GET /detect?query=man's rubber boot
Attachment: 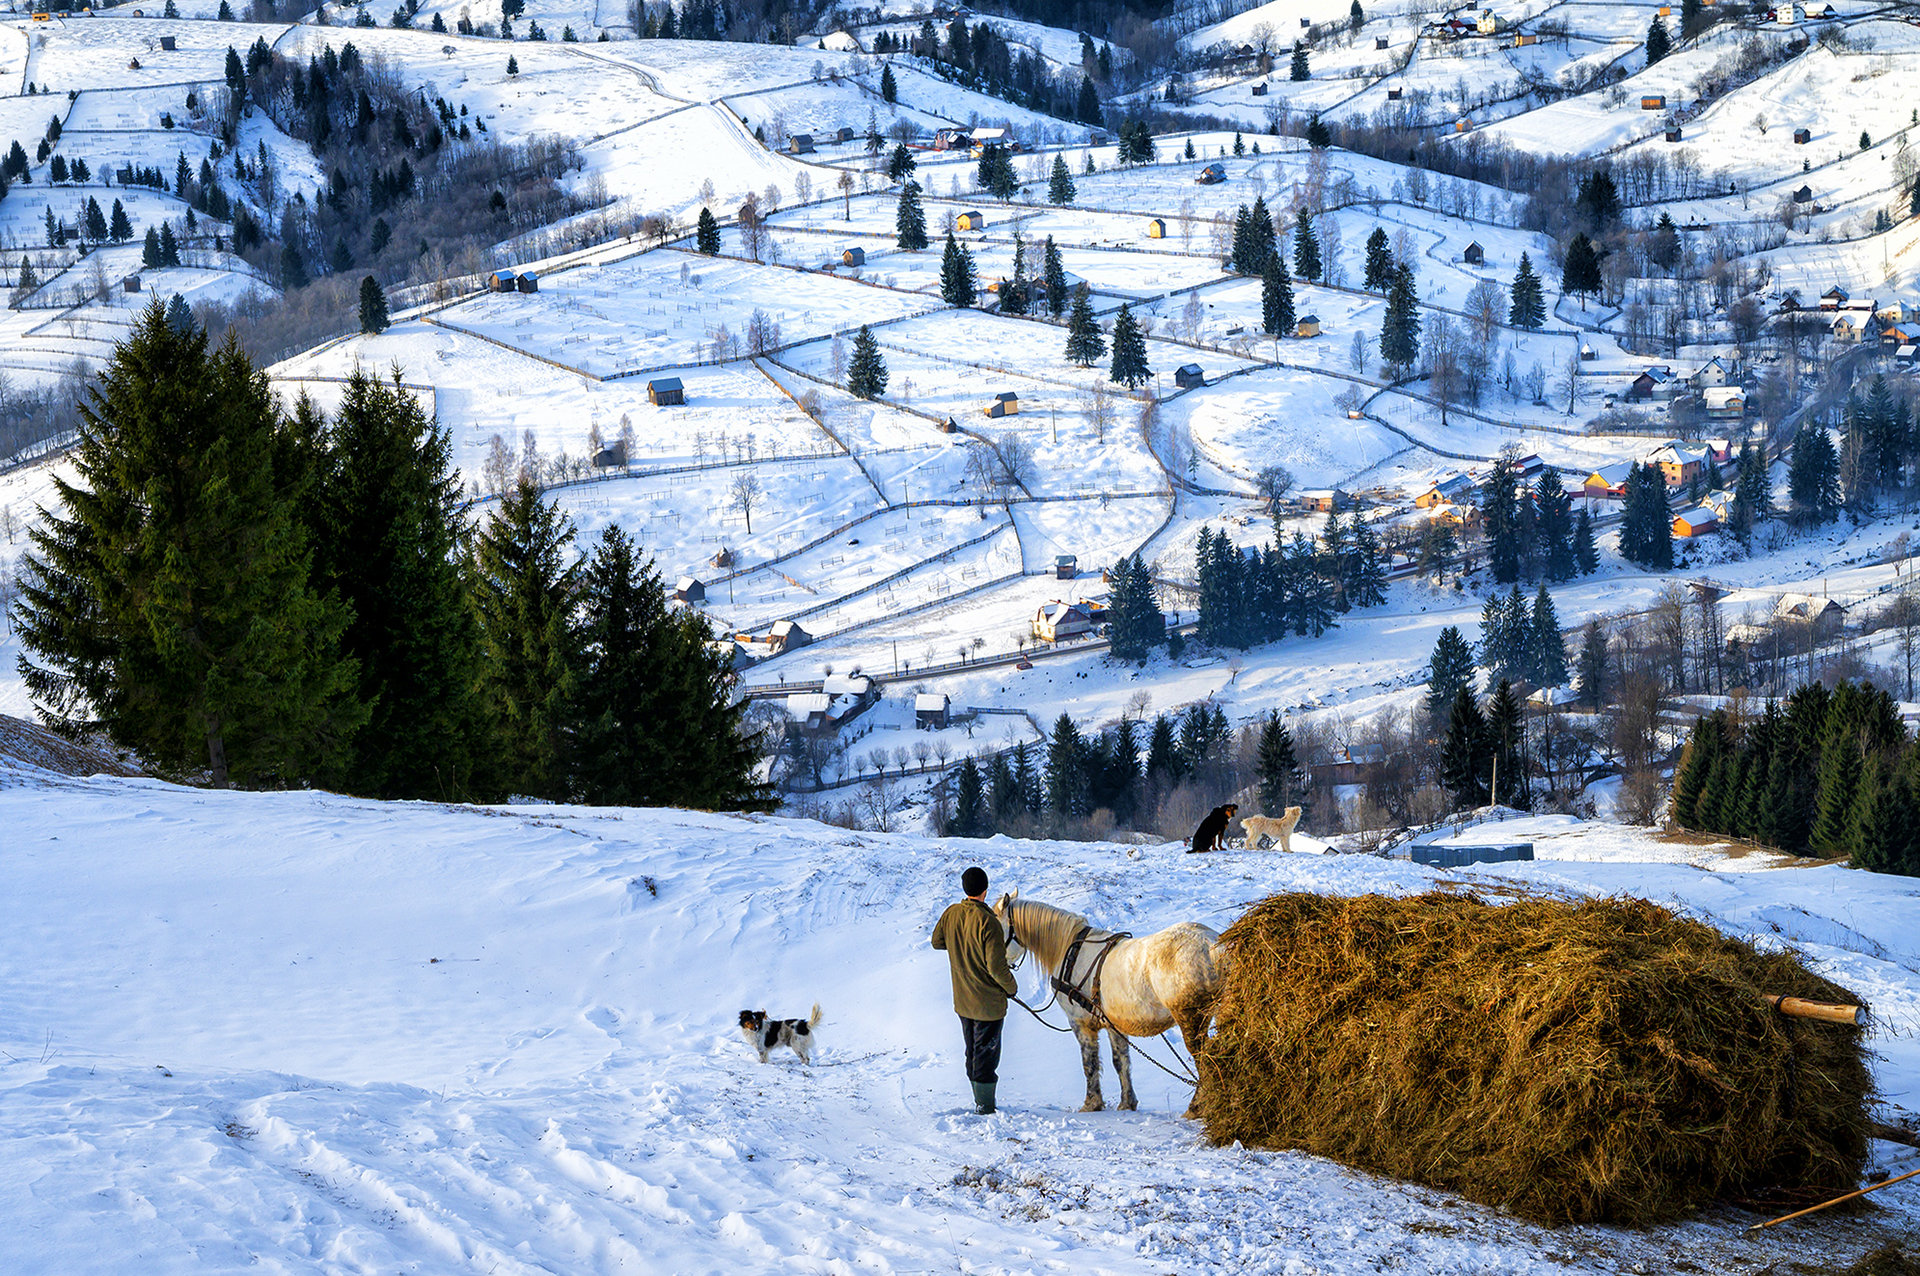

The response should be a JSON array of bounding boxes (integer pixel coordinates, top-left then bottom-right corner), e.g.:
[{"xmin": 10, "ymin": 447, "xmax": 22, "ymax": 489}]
[{"xmin": 971, "ymin": 1081, "xmax": 996, "ymax": 1114}]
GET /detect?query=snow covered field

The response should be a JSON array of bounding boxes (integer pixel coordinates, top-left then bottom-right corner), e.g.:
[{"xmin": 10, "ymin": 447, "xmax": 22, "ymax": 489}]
[{"xmin": 2, "ymin": 765, "xmax": 1917, "ymax": 1274}]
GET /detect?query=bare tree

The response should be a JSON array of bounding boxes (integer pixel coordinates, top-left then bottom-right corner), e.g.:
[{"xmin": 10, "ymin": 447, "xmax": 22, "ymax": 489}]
[
  {"xmin": 837, "ymin": 170, "xmax": 855, "ymax": 220},
  {"xmin": 793, "ymin": 170, "xmax": 813, "ymax": 205},
  {"xmin": 1085, "ymin": 381, "xmax": 1115, "ymax": 443},
  {"xmin": 731, "ymin": 470, "xmax": 764, "ymax": 534},
  {"xmin": 1254, "ymin": 463, "xmax": 1295, "ymax": 509},
  {"xmin": 737, "ymin": 193, "xmax": 764, "ymax": 261}
]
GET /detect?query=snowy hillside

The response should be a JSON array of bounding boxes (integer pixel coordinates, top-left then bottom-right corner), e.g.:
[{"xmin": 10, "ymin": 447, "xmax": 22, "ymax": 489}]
[{"xmin": 2, "ymin": 762, "xmax": 1918, "ymax": 1273}]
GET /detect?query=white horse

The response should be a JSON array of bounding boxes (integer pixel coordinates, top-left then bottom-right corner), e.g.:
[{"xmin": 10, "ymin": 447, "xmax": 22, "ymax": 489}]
[{"xmin": 993, "ymin": 891, "xmax": 1229, "ymax": 1114}]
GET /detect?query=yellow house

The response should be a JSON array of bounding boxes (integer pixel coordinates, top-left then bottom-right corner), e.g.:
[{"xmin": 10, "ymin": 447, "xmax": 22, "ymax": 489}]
[
  {"xmin": 956, "ymin": 210, "xmax": 985, "ymax": 230},
  {"xmin": 1146, "ymin": 218, "xmax": 1167, "ymax": 238},
  {"xmin": 1296, "ymin": 315, "xmax": 1321, "ymax": 337}
]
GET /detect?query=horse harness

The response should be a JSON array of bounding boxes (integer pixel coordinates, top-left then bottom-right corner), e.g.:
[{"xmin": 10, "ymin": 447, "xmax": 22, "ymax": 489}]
[{"xmin": 1050, "ymin": 924, "xmax": 1132, "ymax": 1025}]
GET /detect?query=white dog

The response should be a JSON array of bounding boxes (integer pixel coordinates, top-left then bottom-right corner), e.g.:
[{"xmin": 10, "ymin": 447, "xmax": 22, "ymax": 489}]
[{"xmin": 1239, "ymin": 807, "xmax": 1303, "ymax": 852}]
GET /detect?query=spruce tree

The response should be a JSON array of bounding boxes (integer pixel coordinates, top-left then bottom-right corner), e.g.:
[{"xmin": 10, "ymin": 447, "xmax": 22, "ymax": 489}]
[
  {"xmin": 143, "ymin": 225, "xmax": 162, "ymax": 268},
  {"xmin": 880, "ymin": 61, "xmax": 897, "ymax": 103},
  {"xmin": 1292, "ymin": 214, "xmax": 1321, "ymax": 284},
  {"xmin": 1290, "ymin": 40, "xmax": 1310, "ymax": 80},
  {"xmin": 1230, "ymin": 205, "xmax": 1252, "ymax": 274},
  {"xmin": 953, "ymin": 756, "xmax": 986, "ymax": 836},
  {"xmin": 1363, "ymin": 226, "xmax": 1393, "ymax": 292},
  {"xmin": 16, "ymin": 300, "xmax": 365, "ymax": 787},
  {"xmin": 846, "ymin": 324, "xmax": 888, "ymax": 400},
  {"xmin": 1441, "ymin": 687, "xmax": 1490, "ymax": 809},
  {"xmin": 1530, "ymin": 586, "xmax": 1568, "ymax": 687},
  {"xmin": 159, "ymin": 221, "xmax": 179, "ymax": 266},
  {"xmin": 939, "ymin": 230, "xmax": 977, "ymax": 306},
  {"xmin": 1508, "ymin": 252, "xmax": 1546, "ymax": 328},
  {"xmin": 895, "ymin": 179, "xmax": 928, "ymax": 250},
  {"xmin": 1574, "ymin": 506, "xmax": 1599, "ymax": 574},
  {"xmin": 1486, "ymin": 679, "xmax": 1528, "ymax": 808},
  {"xmin": 1001, "ymin": 229, "xmax": 1029, "ymax": 316},
  {"xmin": 1645, "ymin": 13, "xmax": 1671, "ymax": 64},
  {"xmin": 1483, "ymin": 455, "xmax": 1522, "ymax": 583},
  {"xmin": 1261, "ymin": 252, "xmax": 1295, "ymax": 337},
  {"xmin": 1107, "ymin": 553, "xmax": 1161, "ymax": 660},
  {"xmin": 1380, "ymin": 261, "xmax": 1420, "ymax": 375},
  {"xmin": 1048, "ymin": 153, "xmax": 1076, "ymax": 205},
  {"xmin": 85, "ymin": 196, "xmax": 108, "ymax": 241},
  {"xmin": 571, "ymin": 525, "xmax": 770, "ymax": 809},
  {"xmin": 1423, "ymin": 625, "xmax": 1476, "ymax": 728},
  {"xmin": 1046, "ymin": 712, "xmax": 1088, "ymax": 820},
  {"xmin": 1561, "ymin": 233, "xmax": 1601, "ymax": 308},
  {"xmin": 1107, "ymin": 303, "xmax": 1150, "ymax": 389},
  {"xmin": 695, "ymin": 206, "xmax": 720, "ymax": 254},
  {"xmin": 1619, "ymin": 462, "xmax": 1674, "ymax": 569},
  {"xmin": 1042, "ymin": 236, "xmax": 1067, "ymax": 317},
  {"xmin": 886, "ymin": 143, "xmax": 916, "ymax": 181},
  {"xmin": 307, "ymin": 368, "xmax": 481, "ymax": 798},
  {"xmin": 1257, "ymin": 712, "xmax": 1302, "ymax": 815},
  {"xmin": 108, "ymin": 199, "xmax": 132, "ymax": 243},
  {"xmin": 164, "ymin": 293, "xmax": 193, "ymax": 334},
  {"xmin": 1788, "ymin": 422, "xmax": 1840, "ymax": 522},
  {"xmin": 469, "ymin": 478, "xmax": 581, "ymax": 801},
  {"xmin": 357, "ymin": 275, "xmax": 390, "ymax": 334},
  {"xmin": 1808, "ymin": 734, "xmax": 1860, "ymax": 855},
  {"xmin": 1347, "ymin": 516, "xmax": 1387, "ymax": 607},
  {"xmin": 1537, "ymin": 469, "xmax": 1575, "ymax": 581},
  {"xmin": 1576, "ymin": 621, "xmax": 1608, "ymax": 708},
  {"xmin": 1064, "ymin": 287, "xmax": 1105, "ymax": 366}
]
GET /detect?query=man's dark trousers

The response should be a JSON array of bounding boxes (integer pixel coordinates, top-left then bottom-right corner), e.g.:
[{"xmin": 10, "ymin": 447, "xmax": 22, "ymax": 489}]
[{"xmin": 961, "ymin": 1017, "xmax": 1003, "ymax": 1084}]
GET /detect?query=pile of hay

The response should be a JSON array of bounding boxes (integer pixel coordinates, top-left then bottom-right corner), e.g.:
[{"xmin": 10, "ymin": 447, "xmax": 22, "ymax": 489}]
[{"xmin": 1193, "ymin": 892, "xmax": 1872, "ymax": 1226}]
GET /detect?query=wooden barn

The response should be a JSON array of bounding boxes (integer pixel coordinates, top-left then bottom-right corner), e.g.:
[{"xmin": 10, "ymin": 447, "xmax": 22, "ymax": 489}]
[
  {"xmin": 488, "ymin": 269, "xmax": 518, "ymax": 292},
  {"xmin": 516, "ymin": 272, "xmax": 539, "ymax": 293},
  {"xmin": 121, "ymin": 274, "xmax": 141, "ymax": 294},
  {"xmin": 985, "ymin": 391, "xmax": 1019, "ymax": 418},
  {"xmin": 842, "ymin": 246, "xmax": 866, "ymax": 266},
  {"xmin": 1794, "ymin": 128, "xmax": 1812, "ymax": 143},
  {"xmin": 789, "ymin": 133, "xmax": 815, "ymax": 154},
  {"xmin": 1054, "ymin": 553, "xmax": 1078, "ymax": 579},
  {"xmin": 1462, "ymin": 241, "xmax": 1484, "ymax": 265},
  {"xmin": 914, "ymin": 693, "xmax": 952, "ymax": 729},
  {"xmin": 1146, "ymin": 217, "xmax": 1167, "ymax": 238},
  {"xmin": 1641, "ymin": 95, "xmax": 1666, "ymax": 110},
  {"xmin": 1175, "ymin": 363, "xmax": 1205, "ymax": 389},
  {"xmin": 674, "ymin": 577, "xmax": 706, "ymax": 603},
  {"xmin": 1296, "ymin": 314, "xmax": 1321, "ymax": 337},
  {"xmin": 956, "ymin": 210, "xmax": 986, "ymax": 230},
  {"xmin": 647, "ymin": 376, "xmax": 685, "ymax": 406}
]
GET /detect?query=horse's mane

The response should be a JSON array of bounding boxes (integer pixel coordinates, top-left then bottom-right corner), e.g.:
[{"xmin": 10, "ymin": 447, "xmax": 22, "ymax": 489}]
[{"xmin": 1006, "ymin": 897, "xmax": 1098, "ymax": 971}]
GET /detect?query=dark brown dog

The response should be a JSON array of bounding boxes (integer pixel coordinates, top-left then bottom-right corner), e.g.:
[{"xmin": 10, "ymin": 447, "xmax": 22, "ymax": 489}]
[{"xmin": 1188, "ymin": 803, "xmax": 1238, "ymax": 854}]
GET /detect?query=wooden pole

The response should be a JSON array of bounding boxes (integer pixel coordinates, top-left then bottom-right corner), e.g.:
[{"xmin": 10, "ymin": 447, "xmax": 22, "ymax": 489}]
[
  {"xmin": 1765, "ymin": 994, "xmax": 1863, "ymax": 1026},
  {"xmin": 1747, "ymin": 1166, "xmax": 1920, "ymax": 1232}
]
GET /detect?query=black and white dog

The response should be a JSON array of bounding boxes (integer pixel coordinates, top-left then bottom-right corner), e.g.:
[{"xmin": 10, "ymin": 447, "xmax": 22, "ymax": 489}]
[{"xmin": 738, "ymin": 1005, "xmax": 823, "ymax": 1064}]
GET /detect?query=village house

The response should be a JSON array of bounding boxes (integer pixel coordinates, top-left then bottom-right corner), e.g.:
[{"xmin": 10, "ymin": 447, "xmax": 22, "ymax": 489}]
[
  {"xmin": 488, "ymin": 269, "xmax": 519, "ymax": 292},
  {"xmin": 956, "ymin": 210, "xmax": 985, "ymax": 230},
  {"xmin": 648, "ymin": 376, "xmax": 685, "ymax": 406},
  {"xmin": 1195, "ymin": 163, "xmax": 1227, "ymax": 185},
  {"xmin": 1703, "ymin": 385, "xmax": 1746, "ymax": 420},
  {"xmin": 1174, "ymin": 363, "xmax": 1206, "ymax": 389},
  {"xmin": 1296, "ymin": 314, "xmax": 1322, "ymax": 337},
  {"xmin": 1146, "ymin": 217, "xmax": 1167, "ymax": 238},
  {"xmin": 1672, "ymin": 506, "xmax": 1719, "ymax": 538},
  {"xmin": 673, "ymin": 577, "xmax": 705, "ymax": 604},
  {"xmin": 842, "ymin": 246, "xmax": 866, "ymax": 266},
  {"xmin": 788, "ymin": 133, "xmax": 815, "ymax": 154},
  {"xmin": 1583, "ymin": 461, "xmax": 1633, "ymax": 500},
  {"xmin": 1688, "ymin": 355, "xmax": 1731, "ymax": 389},
  {"xmin": 517, "ymin": 272, "xmax": 539, "ymax": 293},
  {"xmin": 786, "ymin": 674, "xmax": 876, "ymax": 732},
  {"xmin": 1626, "ymin": 366, "xmax": 1676, "ymax": 401},
  {"xmin": 1641, "ymin": 95, "xmax": 1666, "ymax": 110},
  {"xmin": 1820, "ymin": 285, "xmax": 1849, "ymax": 310},
  {"xmin": 1793, "ymin": 185, "xmax": 1814, "ymax": 203},
  {"xmin": 768, "ymin": 619, "xmax": 813, "ymax": 654},
  {"xmin": 1793, "ymin": 127, "xmax": 1812, "ymax": 144},
  {"xmin": 1880, "ymin": 320, "xmax": 1920, "ymax": 351},
  {"xmin": 1032, "ymin": 600, "xmax": 1093, "ymax": 642},
  {"xmin": 1416, "ymin": 473, "xmax": 1476, "ymax": 508},
  {"xmin": 1462, "ymin": 241, "xmax": 1484, "ymax": 265},
  {"xmin": 1646, "ymin": 441, "xmax": 1709, "ymax": 486},
  {"xmin": 914, "ymin": 692, "xmax": 952, "ymax": 730},
  {"xmin": 1055, "ymin": 553, "xmax": 1078, "ymax": 579},
  {"xmin": 985, "ymin": 391, "xmax": 1018, "ymax": 418},
  {"xmin": 1775, "ymin": 594, "xmax": 1846, "ymax": 640}
]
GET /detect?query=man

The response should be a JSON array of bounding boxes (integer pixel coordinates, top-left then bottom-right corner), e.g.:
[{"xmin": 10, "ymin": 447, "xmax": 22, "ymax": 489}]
[
  {"xmin": 1188, "ymin": 802, "xmax": 1238, "ymax": 854},
  {"xmin": 931, "ymin": 865, "xmax": 1020, "ymax": 1115}
]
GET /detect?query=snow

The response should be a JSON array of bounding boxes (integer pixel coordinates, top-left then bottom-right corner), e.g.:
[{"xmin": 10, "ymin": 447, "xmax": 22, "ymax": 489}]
[{"xmin": 1, "ymin": 767, "xmax": 1916, "ymax": 1273}]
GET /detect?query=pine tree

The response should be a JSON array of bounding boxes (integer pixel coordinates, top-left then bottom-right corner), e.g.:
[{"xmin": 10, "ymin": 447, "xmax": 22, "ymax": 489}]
[
  {"xmin": 571, "ymin": 525, "xmax": 770, "ymax": 810},
  {"xmin": 469, "ymin": 478, "xmax": 581, "ymax": 801},
  {"xmin": 1561, "ymin": 233, "xmax": 1602, "ymax": 307},
  {"xmin": 1077, "ymin": 76, "xmax": 1102, "ymax": 128},
  {"xmin": 1645, "ymin": 13, "xmax": 1671, "ymax": 64},
  {"xmin": 1247, "ymin": 196, "xmax": 1276, "ymax": 269},
  {"xmin": 1292, "ymin": 214, "xmax": 1321, "ymax": 283},
  {"xmin": 1441, "ymin": 687, "xmax": 1490, "ymax": 809},
  {"xmin": 1479, "ymin": 584, "xmax": 1533, "ymax": 686},
  {"xmin": 106, "ymin": 199, "xmax": 131, "ymax": 243},
  {"xmin": 1380, "ymin": 261, "xmax": 1421, "ymax": 374},
  {"xmin": 1363, "ymin": 226, "xmax": 1393, "ymax": 292},
  {"xmin": 16, "ymin": 300, "xmax": 365, "ymax": 787},
  {"xmin": 1001, "ymin": 229, "xmax": 1029, "ymax": 316},
  {"xmin": 1574, "ymin": 506, "xmax": 1599, "ymax": 574},
  {"xmin": 305, "ymin": 368, "xmax": 482, "ymax": 798},
  {"xmin": 1261, "ymin": 252, "xmax": 1295, "ymax": 337},
  {"xmin": 1423, "ymin": 625, "xmax": 1475, "ymax": 729},
  {"xmin": 1290, "ymin": 40, "xmax": 1310, "ymax": 80},
  {"xmin": 1257, "ymin": 712, "xmax": 1302, "ymax": 815},
  {"xmin": 1530, "ymin": 586, "xmax": 1568, "ymax": 687},
  {"xmin": 695, "ymin": 206, "xmax": 720, "ymax": 254},
  {"xmin": 357, "ymin": 275, "xmax": 390, "ymax": 334},
  {"xmin": 1042, "ymin": 236, "xmax": 1067, "ymax": 317},
  {"xmin": 1107, "ymin": 553, "xmax": 1162, "ymax": 660},
  {"xmin": 1108, "ymin": 303, "xmax": 1150, "ymax": 389},
  {"xmin": 1508, "ymin": 252, "xmax": 1546, "ymax": 328},
  {"xmin": 939, "ymin": 230, "xmax": 977, "ymax": 306},
  {"xmin": 507, "ymin": 54, "xmax": 519, "ymax": 75},
  {"xmin": 1347, "ymin": 516, "xmax": 1388, "ymax": 608},
  {"xmin": 880, "ymin": 61, "xmax": 897, "ymax": 103},
  {"xmin": 159, "ymin": 221, "xmax": 180, "ymax": 266},
  {"xmin": 1048, "ymin": 153, "xmax": 1076, "ymax": 205},
  {"xmin": 846, "ymin": 324, "xmax": 888, "ymax": 400},
  {"xmin": 895, "ymin": 179, "xmax": 928, "ymax": 250},
  {"xmin": 1064, "ymin": 287, "xmax": 1105, "ymax": 366},
  {"xmin": 886, "ymin": 143, "xmax": 916, "ymax": 181},
  {"xmin": 143, "ymin": 225, "xmax": 162, "ymax": 268},
  {"xmin": 1305, "ymin": 114, "xmax": 1331, "ymax": 148},
  {"xmin": 165, "ymin": 293, "xmax": 194, "ymax": 335},
  {"xmin": 952, "ymin": 756, "xmax": 986, "ymax": 836}
]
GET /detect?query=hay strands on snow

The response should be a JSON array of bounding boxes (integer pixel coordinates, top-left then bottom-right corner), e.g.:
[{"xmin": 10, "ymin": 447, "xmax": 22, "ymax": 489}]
[
  {"xmin": 1747, "ymin": 1165, "xmax": 1920, "ymax": 1232},
  {"xmin": 1766, "ymin": 994, "xmax": 1864, "ymax": 1026}
]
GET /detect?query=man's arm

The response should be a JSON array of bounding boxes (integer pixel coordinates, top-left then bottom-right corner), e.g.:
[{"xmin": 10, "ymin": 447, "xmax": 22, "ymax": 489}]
[
  {"xmin": 985, "ymin": 920, "xmax": 1019, "ymax": 996},
  {"xmin": 931, "ymin": 908, "xmax": 949, "ymax": 950}
]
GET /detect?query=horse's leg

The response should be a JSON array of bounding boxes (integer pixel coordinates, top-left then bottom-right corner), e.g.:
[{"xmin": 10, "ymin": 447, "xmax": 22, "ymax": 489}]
[
  {"xmin": 1108, "ymin": 1026, "xmax": 1137, "ymax": 1111},
  {"xmin": 1073, "ymin": 1017, "xmax": 1105, "ymax": 1112},
  {"xmin": 1173, "ymin": 1005, "xmax": 1211, "ymax": 1119}
]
